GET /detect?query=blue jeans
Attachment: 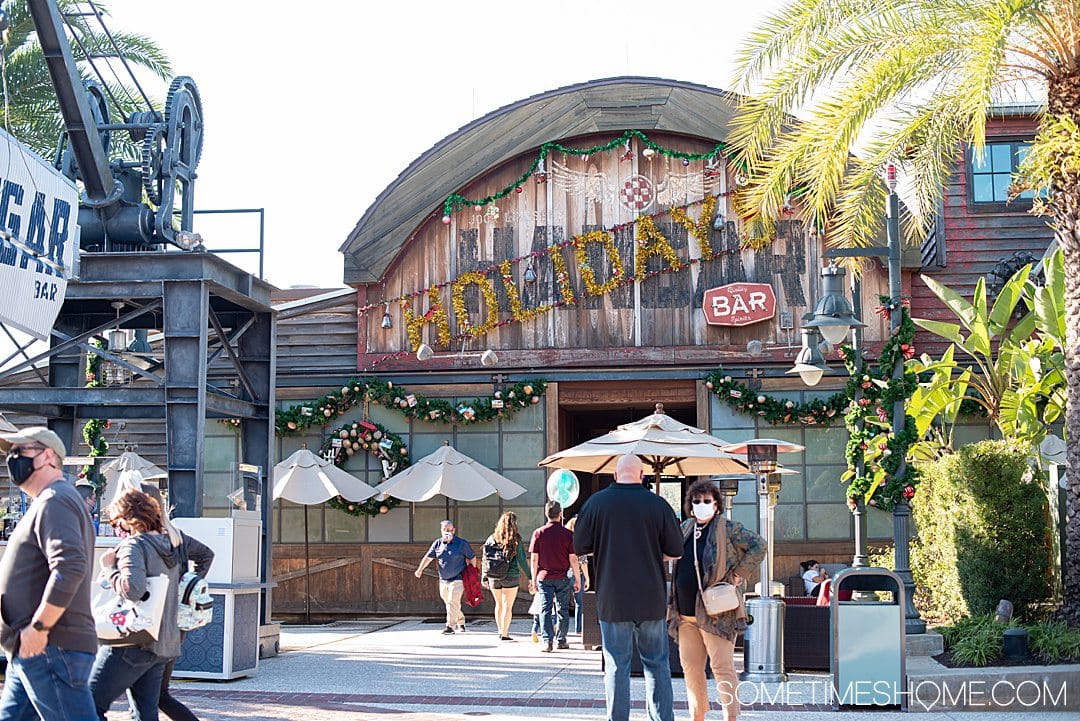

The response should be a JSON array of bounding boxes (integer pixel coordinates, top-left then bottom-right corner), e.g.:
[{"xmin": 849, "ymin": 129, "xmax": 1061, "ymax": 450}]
[
  {"xmin": 538, "ymin": 576, "xmax": 572, "ymax": 645},
  {"xmin": 599, "ymin": 618, "xmax": 674, "ymax": 721},
  {"xmin": 88, "ymin": 645, "xmax": 169, "ymax": 721},
  {"xmin": 0, "ymin": 645, "xmax": 98, "ymax": 721},
  {"xmin": 573, "ymin": 587, "xmax": 584, "ymax": 634}
]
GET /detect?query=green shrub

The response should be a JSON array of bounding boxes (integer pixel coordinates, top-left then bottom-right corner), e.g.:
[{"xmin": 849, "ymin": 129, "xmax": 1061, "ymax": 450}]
[
  {"xmin": 912, "ymin": 440, "xmax": 1053, "ymax": 622},
  {"xmin": 1029, "ymin": 620, "xmax": 1080, "ymax": 664}
]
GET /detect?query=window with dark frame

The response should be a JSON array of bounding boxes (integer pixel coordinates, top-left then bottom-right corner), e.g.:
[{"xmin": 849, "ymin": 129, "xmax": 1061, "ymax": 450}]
[{"xmin": 970, "ymin": 141, "xmax": 1039, "ymax": 205}]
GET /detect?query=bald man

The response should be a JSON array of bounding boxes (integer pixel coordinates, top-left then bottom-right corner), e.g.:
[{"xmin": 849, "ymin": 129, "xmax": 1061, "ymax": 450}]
[{"xmin": 574, "ymin": 454, "xmax": 682, "ymax": 721}]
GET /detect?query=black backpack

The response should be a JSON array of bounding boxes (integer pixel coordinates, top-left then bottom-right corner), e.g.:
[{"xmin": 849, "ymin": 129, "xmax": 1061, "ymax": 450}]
[{"xmin": 483, "ymin": 539, "xmax": 511, "ymax": 581}]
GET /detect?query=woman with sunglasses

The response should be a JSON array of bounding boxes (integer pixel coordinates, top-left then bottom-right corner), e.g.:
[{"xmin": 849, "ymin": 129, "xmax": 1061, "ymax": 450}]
[{"xmin": 89, "ymin": 489, "xmax": 181, "ymax": 721}]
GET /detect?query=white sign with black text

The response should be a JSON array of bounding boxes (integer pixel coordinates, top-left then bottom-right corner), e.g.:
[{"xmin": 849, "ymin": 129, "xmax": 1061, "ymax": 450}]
[{"xmin": 0, "ymin": 129, "xmax": 80, "ymax": 339}]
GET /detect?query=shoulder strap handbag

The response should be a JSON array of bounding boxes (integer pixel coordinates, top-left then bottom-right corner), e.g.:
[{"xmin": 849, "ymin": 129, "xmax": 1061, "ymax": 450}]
[
  {"xmin": 92, "ymin": 535, "xmax": 171, "ymax": 644},
  {"xmin": 693, "ymin": 519, "xmax": 739, "ymax": 616}
]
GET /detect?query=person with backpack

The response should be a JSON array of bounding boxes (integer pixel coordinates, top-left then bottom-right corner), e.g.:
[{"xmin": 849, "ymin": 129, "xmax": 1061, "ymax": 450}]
[
  {"xmin": 138, "ymin": 482, "xmax": 214, "ymax": 721},
  {"xmin": 481, "ymin": 512, "xmax": 531, "ymax": 641}
]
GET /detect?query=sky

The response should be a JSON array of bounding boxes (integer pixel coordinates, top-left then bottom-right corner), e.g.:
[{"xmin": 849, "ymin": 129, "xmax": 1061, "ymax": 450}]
[{"xmin": 100, "ymin": 0, "xmax": 790, "ymax": 290}]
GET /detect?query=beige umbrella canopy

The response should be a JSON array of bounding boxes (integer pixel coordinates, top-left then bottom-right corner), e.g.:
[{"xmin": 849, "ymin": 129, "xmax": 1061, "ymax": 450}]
[
  {"xmin": 100, "ymin": 452, "xmax": 168, "ymax": 507},
  {"xmin": 538, "ymin": 403, "xmax": 748, "ymax": 477},
  {"xmin": 0, "ymin": 413, "xmax": 15, "ymax": 433},
  {"xmin": 374, "ymin": 442, "xmax": 526, "ymax": 502},
  {"xmin": 273, "ymin": 448, "xmax": 378, "ymax": 505},
  {"xmin": 273, "ymin": 447, "xmax": 376, "ymax": 624}
]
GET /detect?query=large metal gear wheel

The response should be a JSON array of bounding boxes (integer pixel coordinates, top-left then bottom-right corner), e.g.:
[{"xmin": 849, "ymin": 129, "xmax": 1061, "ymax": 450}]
[
  {"xmin": 140, "ymin": 124, "xmax": 167, "ymax": 205},
  {"xmin": 164, "ymin": 76, "xmax": 204, "ymax": 169}
]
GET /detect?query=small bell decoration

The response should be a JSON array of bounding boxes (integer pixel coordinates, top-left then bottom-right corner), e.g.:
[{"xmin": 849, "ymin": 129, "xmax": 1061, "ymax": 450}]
[
  {"xmin": 523, "ymin": 263, "xmax": 537, "ymax": 283},
  {"xmin": 380, "ymin": 303, "xmax": 392, "ymax": 329}
]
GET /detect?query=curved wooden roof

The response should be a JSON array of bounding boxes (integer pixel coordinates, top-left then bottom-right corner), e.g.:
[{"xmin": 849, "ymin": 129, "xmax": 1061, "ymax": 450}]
[{"xmin": 340, "ymin": 77, "xmax": 743, "ymax": 285}]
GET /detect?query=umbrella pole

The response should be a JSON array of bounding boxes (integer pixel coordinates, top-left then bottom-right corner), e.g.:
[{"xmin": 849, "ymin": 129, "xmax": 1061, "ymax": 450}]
[
  {"xmin": 444, "ymin": 496, "xmax": 449, "ymax": 520},
  {"xmin": 304, "ymin": 504, "xmax": 311, "ymax": 625}
]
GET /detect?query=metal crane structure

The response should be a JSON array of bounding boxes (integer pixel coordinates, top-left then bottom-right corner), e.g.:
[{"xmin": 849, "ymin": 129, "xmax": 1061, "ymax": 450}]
[{"xmin": 0, "ymin": 0, "xmax": 275, "ymax": 629}]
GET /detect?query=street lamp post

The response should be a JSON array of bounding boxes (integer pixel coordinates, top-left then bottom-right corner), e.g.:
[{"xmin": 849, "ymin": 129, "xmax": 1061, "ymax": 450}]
[{"xmin": 796, "ymin": 163, "xmax": 925, "ymax": 635}]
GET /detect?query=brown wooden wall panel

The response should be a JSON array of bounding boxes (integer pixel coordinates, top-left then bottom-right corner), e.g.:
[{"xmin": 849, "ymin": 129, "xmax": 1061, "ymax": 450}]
[{"xmin": 357, "ymin": 130, "xmax": 894, "ymax": 371}]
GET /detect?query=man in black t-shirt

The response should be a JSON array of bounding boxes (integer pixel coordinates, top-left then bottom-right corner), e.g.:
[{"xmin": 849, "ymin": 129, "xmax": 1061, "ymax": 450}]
[{"xmin": 574, "ymin": 454, "xmax": 682, "ymax": 721}]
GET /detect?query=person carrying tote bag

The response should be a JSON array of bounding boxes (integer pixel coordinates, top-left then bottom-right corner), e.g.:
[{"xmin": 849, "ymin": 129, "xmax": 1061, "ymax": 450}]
[
  {"xmin": 668, "ymin": 479, "xmax": 766, "ymax": 721},
  {"xmin": 89, "ymin": 489, "xmax": 181, "ymax": 721}
]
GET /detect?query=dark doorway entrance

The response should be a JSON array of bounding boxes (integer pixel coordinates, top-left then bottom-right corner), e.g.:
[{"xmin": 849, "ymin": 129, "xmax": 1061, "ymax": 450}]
[{"xmin": 556, "ymin": 402, "xmax": 697, "ymax": 521}]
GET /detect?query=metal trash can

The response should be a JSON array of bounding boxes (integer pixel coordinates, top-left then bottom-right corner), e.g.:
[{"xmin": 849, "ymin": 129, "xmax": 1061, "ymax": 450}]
[{"xmin": 830, "ymin": 568, "xmax": 906, "ymax": 710}]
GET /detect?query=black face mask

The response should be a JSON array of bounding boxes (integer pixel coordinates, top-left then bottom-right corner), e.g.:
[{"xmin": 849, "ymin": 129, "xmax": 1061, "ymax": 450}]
[{"xmin": 6, "ymin": 452, "xmax": 38, "ymax": 486}]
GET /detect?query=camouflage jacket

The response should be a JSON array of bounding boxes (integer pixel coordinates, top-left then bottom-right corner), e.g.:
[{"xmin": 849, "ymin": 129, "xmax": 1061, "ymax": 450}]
[{"xmin": 668, "ymin": 516, "xmax": 767, "ymax": 642}]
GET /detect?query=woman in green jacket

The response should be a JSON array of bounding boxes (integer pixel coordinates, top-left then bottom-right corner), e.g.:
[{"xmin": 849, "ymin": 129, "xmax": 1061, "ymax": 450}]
[{"xmin": 482, "ymin": 511, "xmax": 532, "ymax": 640}]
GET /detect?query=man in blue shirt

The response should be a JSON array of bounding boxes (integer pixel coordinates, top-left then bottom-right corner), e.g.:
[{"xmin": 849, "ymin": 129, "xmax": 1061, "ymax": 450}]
[{"xmin": 415, "ymin": 520, "xmax": 476, "ymax": 634}]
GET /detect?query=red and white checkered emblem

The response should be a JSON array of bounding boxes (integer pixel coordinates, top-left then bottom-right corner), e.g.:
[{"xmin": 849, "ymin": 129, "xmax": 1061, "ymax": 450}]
[{"xmin": 619, "ymin": 175, "xmax": 654, "ymax": 211}]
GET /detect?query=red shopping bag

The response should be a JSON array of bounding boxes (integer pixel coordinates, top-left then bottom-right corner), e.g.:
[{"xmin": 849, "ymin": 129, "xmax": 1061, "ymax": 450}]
[{"xmin": 461, "ymin": 564, "xmax": 483, "ymax": 607}]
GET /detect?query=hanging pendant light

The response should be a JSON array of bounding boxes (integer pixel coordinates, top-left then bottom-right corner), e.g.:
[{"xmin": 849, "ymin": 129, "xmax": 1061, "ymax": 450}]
[
  {"xmin": 380, "ymin": 303, "xmax": 392, "ymax": 330},
  {"xmin": 523, "ymin": 264, "xmax": 537, "ymax": 283}
]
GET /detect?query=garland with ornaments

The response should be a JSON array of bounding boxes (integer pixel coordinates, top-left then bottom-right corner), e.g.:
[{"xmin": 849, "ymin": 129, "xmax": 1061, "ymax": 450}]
[
  {"xmin": 440, "ymin": 130, "xmax": 736, "ymax": 220},
  {"xmin": 273, "ymin": 376, "xmax": 547, "ymax": 517},
  {"xmin": 703, "ymin": 296, "xmax": 919, "ymax": 511}
]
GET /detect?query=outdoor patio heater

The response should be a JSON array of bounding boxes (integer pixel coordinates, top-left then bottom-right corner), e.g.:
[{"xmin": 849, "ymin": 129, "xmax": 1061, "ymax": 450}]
[{"xmin": 722, "ymin": 438, "xmax": 804, "ymax": 684}]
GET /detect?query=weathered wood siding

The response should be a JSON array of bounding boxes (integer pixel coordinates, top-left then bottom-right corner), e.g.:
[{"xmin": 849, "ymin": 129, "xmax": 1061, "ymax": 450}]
[
  {"xmin": 272, "ymin": 288, "xmax": 358, "ymax": 379},
  {"xmin": 359, "ymin": 131, "xmax": 890, "ymax": 370},
  {"xmin": 913, "ymin": 116, "xmax": 1054, "ymax": 355}
]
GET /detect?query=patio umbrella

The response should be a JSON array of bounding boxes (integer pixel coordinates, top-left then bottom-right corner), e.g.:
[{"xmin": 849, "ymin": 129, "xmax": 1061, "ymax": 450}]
[
  {"xmin": 0, "ymin": 413, "xmax": 15, "ymax": 432},
  {"xmin": 273, "ymin": 447, "xmax": 376, "ymax": 623},
  {"xmin": 374, "ymin": 442, "xmax": 526, "ymax": 516},
  {"xmin": 538, "ymin": 403, "xmax": 749, "ymax": 480},
  {"xmin": 100, "ymin": 452, "xmax": 168, "ymax": 507}
]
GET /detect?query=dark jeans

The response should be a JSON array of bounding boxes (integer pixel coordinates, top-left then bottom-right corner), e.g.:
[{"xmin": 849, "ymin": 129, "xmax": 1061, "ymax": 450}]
[
  {"xmin": 148, "ymin": 656, "xmax": 198, "ymax": 721},
  {"xmin": 538, "ymin": 576, "xmax": 572, "ymax": 644},
  {"xmin": 0, "ymin": 644, "xmax": 98, "ymax": 721},
  {"xmin": 599, "ymin": 618, "xmax": 674, "ymax": 721},
  {"xmin": 89, "ymin": 645, "xmax": 169, "ymax": 721}
]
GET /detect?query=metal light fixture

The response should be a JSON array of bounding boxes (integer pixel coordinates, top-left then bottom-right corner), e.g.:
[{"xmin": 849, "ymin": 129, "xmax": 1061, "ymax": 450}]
[
  {"xmin": 713, "ymin": 213, "xmax": 726, "ymax": 230},
  {"xmin": 746, "ymin": 339, "xmax": 764, "ymax": 357},
  {"xmin": 380, "ymin": 303, "xmax": 393, "ymax": 330},
  {"xmin": 127, "ymin": 329, "xmax": 152, "ymax": 354},
  {"xmin": 415, "ymin": 343, "xmax": 498, "ymax": 367},
  {"xmin": 523, "ymin": 264, "xmax": 537, "ymax": 283},
  {"xmin": 803, "ymin": 263, "xmax": 866, "ymax": 345},
  {"xmin": 786, "ymin": 327, "xmax": 830, "ymax": 386}
]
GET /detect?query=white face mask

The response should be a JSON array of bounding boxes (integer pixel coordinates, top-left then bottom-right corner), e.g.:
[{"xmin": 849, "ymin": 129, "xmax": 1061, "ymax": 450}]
[
  {"xmin": 691, "ymin": 501, "xmax": 717, "ymax": 522},
  {"xmin": 442, "ymin": 531, "xmax": 454, "ymax": 542}
]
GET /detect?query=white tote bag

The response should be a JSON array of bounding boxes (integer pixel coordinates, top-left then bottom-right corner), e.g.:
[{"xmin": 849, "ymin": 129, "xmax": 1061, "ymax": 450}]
[{"xmin": 92, "ymin": 573, "xmax": 170, "ymax": 645}]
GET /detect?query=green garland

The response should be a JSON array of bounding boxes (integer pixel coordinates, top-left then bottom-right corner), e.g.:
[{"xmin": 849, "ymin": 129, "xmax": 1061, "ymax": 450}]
[
  {"xmin": 442, "ymin": 130, "xmax": 736, "ymax": 218},
  {"xmin": 276, "ymin": 375, "xmax": 547, "ymax": 517},
  {"xmin": 276, "ymin": 376, "xmax": 546, "ymax": 436},
  {"xmin": 82, "ymin": 340, "xmax": 109, "ymax": 496},
  {"xmin": 703, "ymin": 296, "xmax": 919, "ymax": 511},
  {"xmin": 319, "ymin": 419, "xmax": 406, "ymax": 517}
]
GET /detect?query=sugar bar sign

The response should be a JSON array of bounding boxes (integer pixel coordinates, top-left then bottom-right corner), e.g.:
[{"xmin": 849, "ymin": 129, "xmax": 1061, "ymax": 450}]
[
  {"xmin": 0, "ymin": 129, "xmax": 79, "ymax": 339},
  {"xmin": 702, "ymin": 282, "xmax": 776, "ymax": 326}
]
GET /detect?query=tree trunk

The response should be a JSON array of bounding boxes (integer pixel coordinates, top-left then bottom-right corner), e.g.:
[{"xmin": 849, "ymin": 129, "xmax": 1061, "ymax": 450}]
[{"xmin": 1058, "ymin": 221, "xmax": 1080, "ymax": 626}]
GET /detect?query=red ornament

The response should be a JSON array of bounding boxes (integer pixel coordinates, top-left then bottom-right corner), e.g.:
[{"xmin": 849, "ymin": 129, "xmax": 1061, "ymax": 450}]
[
  {"xmin": 902, "ymin": 485, "xmax": 915, "ymax": 499},
  {"xmin": 515, "ymin": 186, "xmax": 523, "ymax": 194},
  {"xmin": 900, "ymin": 343, "xmax": 915, "ymax": 360},
  {"xmin": 441, "ymin": 215, "xmax": 451, "ymax": 225}
]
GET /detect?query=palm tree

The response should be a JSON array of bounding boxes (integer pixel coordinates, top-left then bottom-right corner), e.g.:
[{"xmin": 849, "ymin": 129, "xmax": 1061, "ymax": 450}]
[
  {"xmin": 729, "ymin": 0, "xmax": 1080, "ymax": 624},
  {"xmin": 2, "ymin": 0, "xmax": 171, "ymax": 158}
]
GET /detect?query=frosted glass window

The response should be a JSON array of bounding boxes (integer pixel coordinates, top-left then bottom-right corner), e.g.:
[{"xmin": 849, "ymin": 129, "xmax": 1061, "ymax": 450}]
[
  {"xmin": 503, "ymin": 469, "xmax": 548, "ymax": 506},
  {"xmin": 281, "ymin": 507, "xmax": 322, "ymax": 543},
  {"xmin": 324, "ymin": 508, "xmax": 364, "ymax": 542},
  {"xmin": 202, "ymin": 472, "xmax": 234, "ymax": 509},
  {"xmin": 867, "ymin": 506, "xmax": 894, "ymax": 539},
  {"xmin": 806, "ymin": 465, "xmax": 846, "ymax": 502},
  {"xmin": 203, "ymin": 433, "xmax": 237, "ymax": 472},
  {"xmin": 710, "ymin": 395, "xmax": 755, "ymax": 430},
  {"xmin": 454, "ymin": 433, "xmax": 499, "ymax": 468},
  {"xmin": 368, "ymin": 506, "xmax": 411, "ymax": 542},
  {"xmin": 730, "ymin": 504, "xmax": 758, "ymax": 533},
  {"xmin": 502, "ymin": 433, "xmax": 545, "ymax": 469},
  {"xmin": 457, "ymin": 507, "xmax": 503, "ymax": 544},
  {"xmin": 777, "ymin": 474, "xmax": 804, "ymax": 503},
  {"xmin": 804, "ymin": 427, "xmax": 847, "ymax": 464},
  {"xmin": 410, "ymin": 434, "xmax": 448, "ymax": 460},
  {"xmin": 807, "ymin": 504, "xmax": 852, "ymax": 540},
  {"xmin": 774, "ymin": 504, "xmax": 805, "ymax": 540},
  {"xmin": 502, "ymin": 398, "xmax": 544, "ymax": 431},
  {"xmin": 412, "ymin": 508, "xmax": 450, "ymax": 543},
  {"xmin": 367, "ymin": 403, "xmax": 410, "ymax": 434}
]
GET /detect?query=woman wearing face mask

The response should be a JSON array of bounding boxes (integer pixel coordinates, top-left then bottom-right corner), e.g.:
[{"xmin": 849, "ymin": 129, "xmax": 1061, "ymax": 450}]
[{"xmin": 668, "ymin": 479, "xmax": 766, "ymax": 721}]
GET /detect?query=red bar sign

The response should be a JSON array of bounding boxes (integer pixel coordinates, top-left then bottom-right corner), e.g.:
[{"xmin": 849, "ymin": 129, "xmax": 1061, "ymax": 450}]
[{"xmin": 702, "ymin": 282, "xmax": 776, "ymax": 327}]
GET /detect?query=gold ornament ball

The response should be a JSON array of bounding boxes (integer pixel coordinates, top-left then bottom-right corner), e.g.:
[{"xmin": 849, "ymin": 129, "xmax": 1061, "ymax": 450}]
[
  {"xmin": 287, "ymin": 421, "xmax": 297, "ymax": 430},
  {"xmin": 350, "ymin": 429, "xmax": 357, "ymax": 437},
  {"xmin": 323, "ymin": 409, "xmax": 333, "ymax": 417},
  {"xmin": 373, "ymin": 431, "xmax": 382, "ymax": 440},
  {"xmin": 523, "ymin": 384, "xmax": 533, "ymax": 395},
  {"xmin": 530, "ymin": 396, "xmax": 540, "ymax": 404},
  {"xmin": 352, "ymin": 423, "xmax": 359, "ymax": 429},
  {"xmin": 399, "ymin": 447, "xmax": 408, "ymax": 455},
  {"xmin": 339, "ymin": 429, "xmax": 349, "ymax": 439},
  {"xmin": 341, "ymin": 386, "xmax": 350, "ymax": 394},
  {"xmin": 379, "ymin": 505, "xmax": 389, "ymax": 514},
  {"xmin": 345, "ymin": 447, "xmax": 355, "ymax": 456},
  {"xmin": 348, "ymin": 505, "xmax": 355, "ymax": 511}
]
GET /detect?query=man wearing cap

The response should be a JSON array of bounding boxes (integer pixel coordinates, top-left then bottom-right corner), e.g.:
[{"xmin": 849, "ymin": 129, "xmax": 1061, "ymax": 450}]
[{"xmin": 0, "ymin": 427, "xmax": 97, "ymax": 721}]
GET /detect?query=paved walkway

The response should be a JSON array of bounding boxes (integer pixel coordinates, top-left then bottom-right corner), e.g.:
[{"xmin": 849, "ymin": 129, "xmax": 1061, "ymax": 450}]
[{"xmin": 104, "ymin": 618, "xmax": 1078, "ymax": 720}]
